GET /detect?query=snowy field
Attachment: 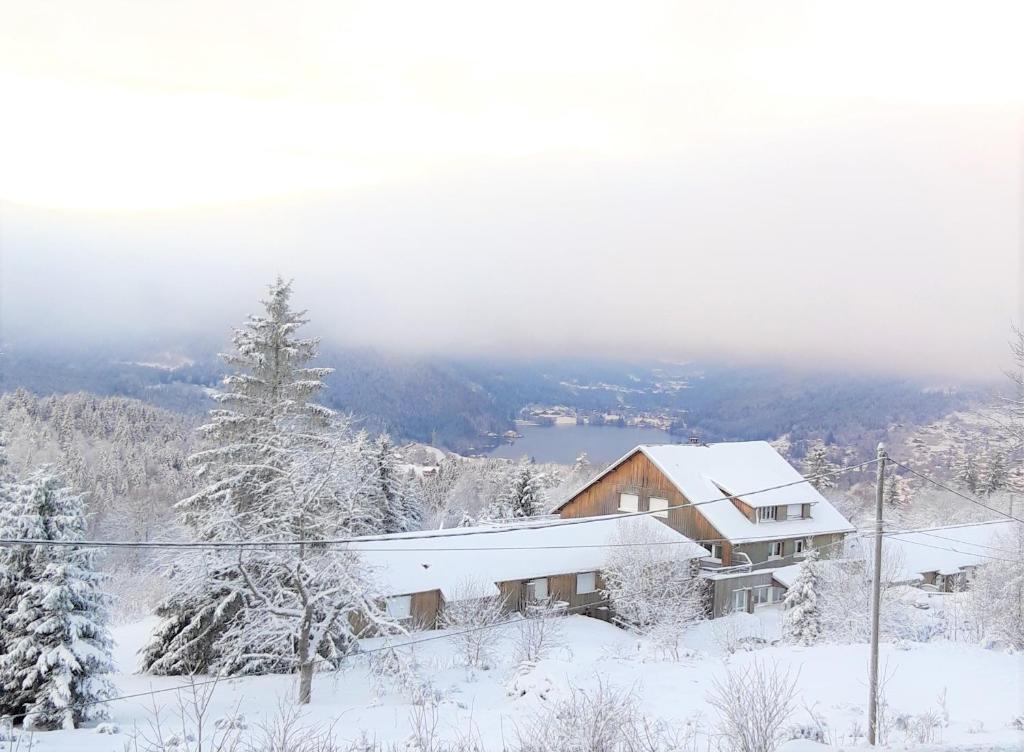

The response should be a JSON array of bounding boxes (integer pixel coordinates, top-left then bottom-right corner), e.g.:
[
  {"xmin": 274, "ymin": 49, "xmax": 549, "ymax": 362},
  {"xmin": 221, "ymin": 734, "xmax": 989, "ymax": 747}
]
[{"xmin": 23, "ymin": 608, "xmax": 1024, "ymax": 752}]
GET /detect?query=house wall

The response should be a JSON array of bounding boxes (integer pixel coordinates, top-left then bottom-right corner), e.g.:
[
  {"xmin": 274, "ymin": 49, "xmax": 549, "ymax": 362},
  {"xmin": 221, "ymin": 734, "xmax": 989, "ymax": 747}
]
[
  {"xmin": 736, "ymin": 532, "xmax": 845, "ymax": 571},
  {"xmin": 707, "ymin": 571, "xmax": 777, "ymax": 618},
  {"xmin": 352, "ymin": 588, "xmax": 443, "ymax": 635},
  {"xmin": 557, "ymin": 450, "xmax": 732, "ymax": 560},
  {"xmin": 558, "ymin": 451, "xmax": 838, "ymax": 570}
]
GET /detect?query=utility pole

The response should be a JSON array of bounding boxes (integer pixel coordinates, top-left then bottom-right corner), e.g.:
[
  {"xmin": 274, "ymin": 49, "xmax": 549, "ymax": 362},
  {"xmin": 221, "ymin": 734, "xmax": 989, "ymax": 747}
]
[{"xmin": 867, "ymin": 443, "xmax": 887, "ymax": 745}]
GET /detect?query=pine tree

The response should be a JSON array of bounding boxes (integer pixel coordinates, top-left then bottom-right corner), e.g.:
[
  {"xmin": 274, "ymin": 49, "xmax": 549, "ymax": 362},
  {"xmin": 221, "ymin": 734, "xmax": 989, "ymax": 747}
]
[
  {"xmin": 498, "ymin": 461, "xmax": 546, "ymax": 519},
  {"xmin": 365, "ymin": 433, "xmax": 413, "ymax": 534},
  {"xmin": 980, "ymin": 449, "xmax": 1008, "ymax": 496},
  {"xmin": 954, "ymin": 450, "xmax": 979, "ymax": 493},
  {"xmin": 802, "ymin": 443, "xmax": 838, "ymax": 491},
  {"xmin": 0, "ymin": 468, "xmax": 114, "ymax": 729},
  {"xmin": 883, "ymin": 471, "xmax": 912, "ymax": 508},
  {"xmin": 142, "ymin": 277, "xmax": 335, "ymax": 676},
  {"xmin": 782, "ymin": 549, "xmax": 821, "ymax": 646}
]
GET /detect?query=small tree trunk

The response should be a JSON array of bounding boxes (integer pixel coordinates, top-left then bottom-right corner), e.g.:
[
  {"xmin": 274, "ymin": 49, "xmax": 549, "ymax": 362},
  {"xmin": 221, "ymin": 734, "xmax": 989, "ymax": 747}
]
[
  {"xmin": 298, "ymin": 660, "xmax": 313, "ymax": 704},
  {"xmin": 297, "ymin": 613, "xmax": 313, "ymax": 704}
]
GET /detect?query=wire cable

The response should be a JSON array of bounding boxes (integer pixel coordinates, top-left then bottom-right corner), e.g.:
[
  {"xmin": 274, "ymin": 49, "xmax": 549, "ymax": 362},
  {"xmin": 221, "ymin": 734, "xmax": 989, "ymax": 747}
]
[
  {"xmin": 5, "ymin": 596, "xmax": 613, "ymax": 724},
  {"xmin": 0, "ymin": 458, "xmax": 879, "ymax": 551},
  {"xmin": 886, "ymin": 459, "xmax": 1024, "ymax": 525}
]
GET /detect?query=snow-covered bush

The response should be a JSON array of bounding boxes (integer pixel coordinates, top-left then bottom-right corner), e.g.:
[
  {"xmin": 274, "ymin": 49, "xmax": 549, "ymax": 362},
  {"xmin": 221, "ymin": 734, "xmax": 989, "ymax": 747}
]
[
  {"xmin": 439, "ymin": 581, "xmax": 508, "ymax": 670},
  {"xmin": 960, "ymin": 524, "xmax": 1024, "ymax": 650},
  {"xmin": 602, "ymin": 519, "xmax": 706, "ymax": 659},
  {"xmin": 706, "ymin": 660, "xmax": 799, "ymax": 752},
  {"xmin": 368, "ymin": 647, "xmax": 441, "ymax": 706},
  {"xmin": 512, "ymin": 599, "xmax": 565, "ymax": 665},
  {"xmin": 511, "ymin": 678, "xmax": 687, "ymax": 752}
]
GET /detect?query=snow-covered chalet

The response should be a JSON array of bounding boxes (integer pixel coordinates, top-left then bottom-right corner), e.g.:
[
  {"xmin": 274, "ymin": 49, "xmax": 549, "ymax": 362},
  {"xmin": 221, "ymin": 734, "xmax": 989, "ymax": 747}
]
[{"xmin": 552, "ymin": 441, "xmax": 856, "ymax": 616}]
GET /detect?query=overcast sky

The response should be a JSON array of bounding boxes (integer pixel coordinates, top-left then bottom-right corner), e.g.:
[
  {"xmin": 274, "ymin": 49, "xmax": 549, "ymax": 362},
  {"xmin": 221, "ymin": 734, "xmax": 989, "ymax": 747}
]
[{"xmin": 1, "ymin": 1, "xmax": 1021, "ymax": 379}]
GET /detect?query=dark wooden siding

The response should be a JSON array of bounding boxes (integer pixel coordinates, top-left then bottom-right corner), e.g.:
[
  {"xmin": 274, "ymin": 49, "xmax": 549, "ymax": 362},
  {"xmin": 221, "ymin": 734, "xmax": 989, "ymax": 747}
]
[{"xmin": 557, "ymin": 450, "xmax": 727, "ymax": 559}]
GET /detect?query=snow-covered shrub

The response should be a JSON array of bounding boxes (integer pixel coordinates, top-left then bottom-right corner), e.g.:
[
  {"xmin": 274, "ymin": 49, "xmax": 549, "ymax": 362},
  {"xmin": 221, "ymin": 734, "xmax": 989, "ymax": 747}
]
[
  {"xmin": 706, "ymin": 660, "xmax": 799, "ymax": 752},
  {"xmin": 899, "ymin": 710, "xmax": 944, "ymax": 746},
  {"xmin": 511, "ymin": 678, "xmax": 685, "ymax": 752},
  {"xmin": 513, "ymin": 599, "xmax": 565, "ymax": 665},
  {"xmin": 602, "ymin": 520, "xmax": 707, "ymax": 660},
  {"xmin": 368, "ymin": 647, "xmax": 441, "ymax": 706},
  {"xmin": 439, "ymin": 581, "xmax": 508, "ymax": 670},
  {"xmin": 96, "ymin": 722, "xmax": 120, "ymax": 734},
  {"xmin": 960, "ymin": 525, "xmax": 1024, "ymax": 650}
]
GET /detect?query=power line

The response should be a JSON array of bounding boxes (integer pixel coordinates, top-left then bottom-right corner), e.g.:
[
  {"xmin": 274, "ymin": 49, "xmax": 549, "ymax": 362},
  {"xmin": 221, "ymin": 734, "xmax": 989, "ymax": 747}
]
[
  {"xmin": 887, "ymin": 458, "xmax": 1024, "ymax": 525},
  {"xmin": 0, "ymin": 458, "xmax": 879, "ymax": 551},
  {"xmin": 871, "ymin": 526, "xmax": 1020, "ymax": 555},
  {"xmin": 879, "ymin": 533, "xmax": 1022, "ymax": 565}
]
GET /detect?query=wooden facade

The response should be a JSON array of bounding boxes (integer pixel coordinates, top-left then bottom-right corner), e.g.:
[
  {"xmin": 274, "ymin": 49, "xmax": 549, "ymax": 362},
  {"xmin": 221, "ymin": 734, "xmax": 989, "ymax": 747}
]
[
  {"xmin": 556, "ymin": 449, "xmax": 832, "ymax": 569},
  {"xmin": 363, "ymin": 568, "xmax": 609, "ymax": 634},
  {"xmin": 557, "ymin": 450, "xmax": 732, "ymax": 560}
]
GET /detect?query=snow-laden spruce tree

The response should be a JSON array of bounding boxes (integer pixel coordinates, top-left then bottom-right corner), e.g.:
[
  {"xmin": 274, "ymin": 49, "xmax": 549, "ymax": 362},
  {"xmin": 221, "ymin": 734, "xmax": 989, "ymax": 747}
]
[
  {"xmin": 142, "ymin": 277, "xmax": 337, "ymax": 676},
  {"xmin": 782, "ymin": 549, "xmax": 821, "ymax": 645},
  {"xmin": 980, "ymin": 448, "xmax": 1008, "ymax": 496},
  {"xmin": 493, "ymin": 460, "xmax": 546, "ymax": 519},
  {"xmin": 364, "ymin": 433, "xmax": 422, "ymax": 534},
  {"xmin": 883, "ymin": 471, "xmax": 912, "ymax": 510},
  {"xmin": 802, "ymin": 442, "xmax": 838, "ymax": 491},
  {"xmin": 0, "ymin": 430, "xmax": 21, "ymax": 718},
  {"xmin": 953, "ymin": 450, "xmax": 980, "ymax": 493},
  {"xmin": 0, "ymin": 467, "xmax": 114, "ymax": 729}
]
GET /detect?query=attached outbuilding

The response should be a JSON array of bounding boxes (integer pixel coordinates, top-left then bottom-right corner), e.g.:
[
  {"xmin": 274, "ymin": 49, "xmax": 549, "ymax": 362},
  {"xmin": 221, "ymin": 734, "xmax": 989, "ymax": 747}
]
[{"xmin": 348, "ymin": 514, "xmax": 709, "ymax": 629}]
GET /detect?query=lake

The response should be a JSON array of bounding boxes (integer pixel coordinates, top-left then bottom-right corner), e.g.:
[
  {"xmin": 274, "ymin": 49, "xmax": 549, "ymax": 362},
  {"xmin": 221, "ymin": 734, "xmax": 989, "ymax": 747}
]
[{"xmin": 484, "ymin": 423, "xmax": 683, "ymax": 464}]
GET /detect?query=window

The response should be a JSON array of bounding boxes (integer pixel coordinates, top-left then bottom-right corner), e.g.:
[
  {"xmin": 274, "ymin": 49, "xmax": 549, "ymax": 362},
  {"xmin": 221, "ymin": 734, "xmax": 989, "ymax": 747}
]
[
  {"xmin": 732, "ymin": 588, "xmax": 748, "ymax": 611},
  {"xmin": 752, "ymin": 585, "xmax": 771, "ymax": 605},
  {"xmin": 768, "ymin": 541, "xmax": 783, "ymax": 559},
  {"xmin": 528, "ymin": 578, "xmax": 549, "ymax": 600},
  {"xmin": 386, "ymin": 595, "xmax": 412, "ymax": 620},
  {"xmin": 576, "ymin": 571, "xmax": 597, "ymax": 594},
  {"xmin": 648, "ymin": 497, "xmax": 669, "ymax": 518},
  {"xmin": 757, "ymin": 506, "xmax": 777, "ymax": 522},
  {"xmin": 704, "ymin": 542, "xmax": 723, "ymax": 560},
  {"xmin": 618, "ymin": 493, "xmax": 639, "ymax": 512},
  {"xmin": 794, "ymin": 539, "xmax": 806, "ymax": 555},
  {"xmin": 787, "ymin": 504, "xmax": 803, "ymax": 520}
]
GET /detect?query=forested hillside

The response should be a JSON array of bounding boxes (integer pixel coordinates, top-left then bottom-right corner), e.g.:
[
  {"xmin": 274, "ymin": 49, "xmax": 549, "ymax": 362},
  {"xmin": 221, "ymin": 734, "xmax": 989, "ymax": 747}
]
[
  {"xmin": 0, "ymin": 342, "xmax": 985, "ymax": 455},
  {"xmin": 0, "ymin": 389, "xmax": 196, "ymax": 541}
]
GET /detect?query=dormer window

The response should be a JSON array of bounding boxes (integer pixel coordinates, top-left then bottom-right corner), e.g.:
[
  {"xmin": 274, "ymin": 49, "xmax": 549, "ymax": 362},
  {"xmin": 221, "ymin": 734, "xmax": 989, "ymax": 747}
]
[
  {"xmin": 787, "ymin": 504, "xmax": 803, "ymax": 519},
  {"xmin": 757, "ymin": 506, "xmax": 777, "ymax": 522}
]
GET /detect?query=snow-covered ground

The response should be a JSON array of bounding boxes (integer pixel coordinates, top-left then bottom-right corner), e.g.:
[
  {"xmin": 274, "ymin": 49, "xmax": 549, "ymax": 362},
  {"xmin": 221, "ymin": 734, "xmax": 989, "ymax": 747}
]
[{"xmin": 23, "ymin": 608, "xmax": 1024, "ymax": 751}]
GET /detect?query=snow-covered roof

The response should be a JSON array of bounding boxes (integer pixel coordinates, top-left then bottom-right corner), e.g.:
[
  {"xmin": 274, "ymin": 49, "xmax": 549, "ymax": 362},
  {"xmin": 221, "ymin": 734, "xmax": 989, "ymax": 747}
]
[
  {"xmin": 769, "ymin": 563, "xmax": 803, "ymax": 589},
  {"xmin": 348, "ymin": 515, "xmax": 709, "ymax": 600},
  {"xmin": 861, "ymin": 520, "xmax": 1016, "ymax": 583},
  {"xmin": 556, "ymin": 441, "xmax": 855, "ymax": 544}
]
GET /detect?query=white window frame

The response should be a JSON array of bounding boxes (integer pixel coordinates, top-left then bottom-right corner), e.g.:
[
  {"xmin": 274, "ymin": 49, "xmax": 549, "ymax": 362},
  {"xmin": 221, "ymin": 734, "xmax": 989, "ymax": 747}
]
[
  {"xmin": 385, "ymin": 595, "xmax": 412, "ymax": 620},
  {"xmin": 618, "ymin": 493, "xmax": 639, "ymax": 513},
  {"xmin": 704, "ymin": 542, "xmax": 723, "ymax": 560},
  {"xmin": 732, "ymin": 588, "xmax": 748, "ymax": 611},
  {"xmin": 794, "ymin": 539, "xmax": 806, "ymax": 555},
  {"xmin": 787, "ymin": 504, "xmax": 803, "ymax": 520},
  {"xmin": 768, "ymin": 541, "xmax": 783, "ymax": 559},
  {"xmin": 752, "ymin": 585, "xmax": 771, "ymax": 606},
  {"xmin": 576, "ymin": 571, "xmax": 597, "ymax": 594},
  {"xmin": 757, "ymin": 506, "xmax": 777, "ymax": 522},
  {"xmin": 648, "ymin": 497, "xmax": 669, "ymax": 518},
  {"xmin": 528, "ymin": 577, "xmax": 549, "ymax": 600}
]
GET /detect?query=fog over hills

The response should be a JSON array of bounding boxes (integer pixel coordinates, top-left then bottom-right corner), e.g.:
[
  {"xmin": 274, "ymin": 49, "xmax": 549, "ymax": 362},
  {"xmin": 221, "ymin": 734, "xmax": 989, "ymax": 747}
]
[{"xmin": 0, "ymin": 337, "xmax": 987, "ymax": 457}]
